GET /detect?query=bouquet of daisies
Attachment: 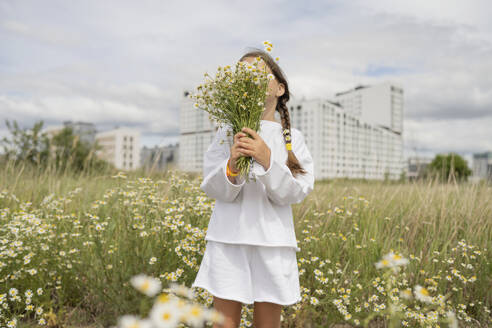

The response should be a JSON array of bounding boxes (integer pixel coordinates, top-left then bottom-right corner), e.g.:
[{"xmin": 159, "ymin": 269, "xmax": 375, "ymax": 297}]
[{"xmin": 190, "ymin": 41, "xmax": 276, "ymax": 182}]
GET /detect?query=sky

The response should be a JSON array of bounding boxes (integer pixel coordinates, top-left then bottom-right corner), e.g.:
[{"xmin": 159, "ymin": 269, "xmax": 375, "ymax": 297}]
[{"xmin": 1, "ymin": 0, "xmax": 491, "ymax": 166}]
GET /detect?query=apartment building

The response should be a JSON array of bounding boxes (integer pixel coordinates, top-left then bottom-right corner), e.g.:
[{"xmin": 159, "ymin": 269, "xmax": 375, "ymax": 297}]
[{"xmin": 95, "ymin": 127, "xmax": 141, "ymax": 171}]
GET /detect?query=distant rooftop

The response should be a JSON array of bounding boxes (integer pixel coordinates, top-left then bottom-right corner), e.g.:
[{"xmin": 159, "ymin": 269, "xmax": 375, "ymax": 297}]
[
  {"xmin": 473, "ymin": 151, "xmax": 492, "ymax": 159},
  {"xmin": 334, "ymin": 84, "xmax": 369, "ymax": 97}
]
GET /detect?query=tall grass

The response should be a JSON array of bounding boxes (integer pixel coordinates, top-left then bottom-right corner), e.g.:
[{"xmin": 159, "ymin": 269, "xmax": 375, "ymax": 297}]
[{"xmin": 1, "ymin": 159, "xmax": 490, "ymax": 327}]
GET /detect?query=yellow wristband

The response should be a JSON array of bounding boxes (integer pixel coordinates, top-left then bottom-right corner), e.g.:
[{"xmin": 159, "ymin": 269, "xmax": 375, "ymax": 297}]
[
  {"xmin": 285, "ymin": 143, "xmax": 292, "ymax": 150},
  {"xmin": 227, "ymin": 159, "xmax": 239, "ymax": 176}
]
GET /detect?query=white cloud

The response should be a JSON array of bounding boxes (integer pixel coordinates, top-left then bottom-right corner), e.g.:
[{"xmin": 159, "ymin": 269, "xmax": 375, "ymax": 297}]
[{"xmin": 0, "ymin": 0, "xmax": 490, "ymax": 158}]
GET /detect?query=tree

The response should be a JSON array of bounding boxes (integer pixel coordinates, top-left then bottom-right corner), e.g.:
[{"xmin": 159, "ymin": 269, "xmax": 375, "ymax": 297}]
[
  {"xmin": 0, "ymin": 119, "xmax": 50, "ymax": 165},
  {"xmin": 1, "ymin": 119, "xmax": 111, "ymax": 173},
  {"xmin": 49, "ymin": 125, "xmax": 110, "ymax": 173},
  {"xmin": 428, "ymin": 152, "xmax": 472, "ymax": 183}
]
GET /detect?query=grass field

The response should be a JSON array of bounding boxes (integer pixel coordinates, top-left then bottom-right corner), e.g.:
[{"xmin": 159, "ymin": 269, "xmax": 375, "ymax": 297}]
[{"xmin": 1, "ymin": 162, "xmax": 491, "ymax": 328}]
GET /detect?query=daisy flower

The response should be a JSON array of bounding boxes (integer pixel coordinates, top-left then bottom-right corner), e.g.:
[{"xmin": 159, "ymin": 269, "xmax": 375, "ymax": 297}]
[
  {"xmin": 149, "ymin": 301, "xmax": 183, "ymax": 328},
  {"xmin": 414, "ymin": 285, "xmax": 433, "ymax": 304},
  {"xmin": 118, "ymin": 315, "xmax": 153, "ymax": 328},
  {"xmin": 130, "ymin": 274, "xmax": 162, "ymax": 297}
]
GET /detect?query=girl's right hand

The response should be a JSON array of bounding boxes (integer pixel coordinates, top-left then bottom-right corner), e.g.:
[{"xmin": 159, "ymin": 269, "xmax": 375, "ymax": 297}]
[{"xmin": 229, "ymin": 131, "xmax": 248, "ymax": 173}]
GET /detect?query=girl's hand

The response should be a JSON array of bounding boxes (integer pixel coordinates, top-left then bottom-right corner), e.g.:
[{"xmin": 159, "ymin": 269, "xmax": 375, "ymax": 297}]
[
  {"xmin": 236, "ymin": 127, "xmax": 271, "ymax": 171},
  {"xmin": 229, "ymin": 131, "xmax": 248, "ymax": 173}
]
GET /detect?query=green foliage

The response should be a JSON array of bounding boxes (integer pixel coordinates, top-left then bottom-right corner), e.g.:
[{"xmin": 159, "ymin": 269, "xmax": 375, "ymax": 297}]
[
  {"xmin": 1, "ymin": 119, "xmax": 112, "ymax": 174},
  {"xmin": 49, "ymin": 125, "xmax": 109, "ymax": 173},
  {"xmin": 428, "ymin": 152, "xmax": 472, "ymax": 182},
  {"xmin": 0, "ymin": 119, "xmax": 51, "ymax": 165}
]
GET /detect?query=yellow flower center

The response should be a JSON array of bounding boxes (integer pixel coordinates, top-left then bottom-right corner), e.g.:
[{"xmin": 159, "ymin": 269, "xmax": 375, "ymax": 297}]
[
  {"xmin": 191, "ymin": 306, "xmax": 202, "ymax": 317},
  {"xmin": 157, "ymin": 293, "xmax": 169, "ymax": 303}
]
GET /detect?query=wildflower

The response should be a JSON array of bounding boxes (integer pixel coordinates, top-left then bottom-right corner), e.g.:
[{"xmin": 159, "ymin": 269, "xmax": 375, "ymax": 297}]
[
  {"xmin": 118, "ymin": 315, "xmax": 153, "ymax": 328},
  {"xmin": 203, "ymin": 307, "xmax": 225, "ymax": 325},
  {"xmin": 446, "ymin": 310, "xmax": 458, "ymax": 328},
  {"xmin": 375, "ymin": 252, "xmax": 409, "ymax": 269},
  {"xmin": 7, "ymin": 318, "xmax": 17, "ymax": 328},
  {"xmin": 149, "ymin": 301, "xmax": 182, "ymax": 328},
  {"xmin": 112, "ymin": 171, "xmax": 127, "ymax": 179},
  {"xmin": 130, "ymin": 274, "xmax": 162, "ymax": 297},
  {"xmin": 414, "ymin": 285, "xmax": 433, "ymax": 304},
  {"xmin": 399, "ymin": 288, "xmax": 412, "ymax": 300},
  {"xmin": 310, "ymin": 296, "xmax": 319, "ymax": 305},
  {"xmin": 180, "ymin": 303, "xmax": 207, "ymax": 328},
  {"xmin": 8, "ymin": 288, "xmax": 18, "ymax": 297},
  {"xmin": 168, "ymin": 282, "xmax": 195, "ymax": 299}
]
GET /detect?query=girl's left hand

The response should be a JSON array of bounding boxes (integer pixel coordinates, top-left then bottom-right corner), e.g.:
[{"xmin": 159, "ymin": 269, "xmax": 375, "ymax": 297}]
[{"xmin": 237, "ymin": 127, "xmax": 271, "ymax": 170}]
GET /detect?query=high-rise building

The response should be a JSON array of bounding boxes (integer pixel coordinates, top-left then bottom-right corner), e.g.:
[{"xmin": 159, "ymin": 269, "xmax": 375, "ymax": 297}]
[
  {"xmin": 179, "ymin": 90, "xmax": 217, "ymax": 172},
  {"xmin": 95, "ymin": 127, "xmax": 141, "ymax": 171},
  {"xmin": 42, "ymin": 121, "xmax": 97, "ymax": 145},
  {"xmin": 472, "ymin": 151, "xmax": 492, "ymax": 181},
  {"xmin": 334, "ymin": 82, "xmax": 403, "ymax": 134},
  {"xmin": 62, "ymin": 121, "xmax": 97, "ymax": 145},
  {"xmin": 42, "ymin": 121, "xmax": 97, "ymax": 160},
  {"xmin": 406, "ymin": 156, "xmax": 433, "ymax": 180},
  {"xmin": 288, "ymin": 94, "xmax": 404, "ymax": 180},
  {"xmin": 141, "ymin": 143, "xmax": 179, "ymax": 172}
]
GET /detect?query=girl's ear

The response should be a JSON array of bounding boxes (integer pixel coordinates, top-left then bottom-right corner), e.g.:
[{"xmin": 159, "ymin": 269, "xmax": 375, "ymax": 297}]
[{"xmin": 277, "ymin": 82, "xmax": 285, "ymax": 97}]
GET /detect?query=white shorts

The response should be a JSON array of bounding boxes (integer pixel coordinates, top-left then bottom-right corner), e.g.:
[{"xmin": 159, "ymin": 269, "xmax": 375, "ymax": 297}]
[{"xmin": 191, "ymin": 240, "xmax": 301, "ymax": 306}]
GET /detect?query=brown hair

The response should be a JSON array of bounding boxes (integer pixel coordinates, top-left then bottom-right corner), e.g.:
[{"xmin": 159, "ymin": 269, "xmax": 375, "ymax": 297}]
[{"xmin": 239, "ymin": 48, "xmax": 307, "ymax": 177}]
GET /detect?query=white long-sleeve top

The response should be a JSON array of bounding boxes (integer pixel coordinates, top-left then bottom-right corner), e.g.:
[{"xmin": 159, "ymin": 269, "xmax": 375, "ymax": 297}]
[{"xmin": 200, "ymin": 119, "xmax": 315, "ymax": 252}]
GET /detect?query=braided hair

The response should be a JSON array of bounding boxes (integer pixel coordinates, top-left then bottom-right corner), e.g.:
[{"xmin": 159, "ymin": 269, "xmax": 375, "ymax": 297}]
[{"xmin": 239, "ymin": 48, "xmax": 307, "ymax": 177}]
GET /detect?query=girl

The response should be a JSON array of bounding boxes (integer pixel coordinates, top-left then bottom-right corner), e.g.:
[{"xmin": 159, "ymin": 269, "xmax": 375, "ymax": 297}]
[{"xmin": 192, "ymin": 48, "xmax": 314, "ymax": 328}]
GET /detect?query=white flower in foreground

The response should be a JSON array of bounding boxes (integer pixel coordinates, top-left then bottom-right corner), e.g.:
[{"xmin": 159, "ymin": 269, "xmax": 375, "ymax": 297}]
[
  {"xmin": 150, "ymin": 301, "xmax": 183, "ymax": 328},
  {"xmin": 112, "ymin": 172, "xmax": 127, "ymax": 179},
  {"xmin": 375, "ymin": 251, "xmax": 409, "ymax": 269},
  {"xmin": 414, "ymin": 285, "xmax": 433, "ymax": 304},
  {"xmin": 168, "ymin": 282, "xmax": 195, "ymax": 299},
  {"xmin": 130, "ymin": 274, "xmax": 162, "ymax": 297},
  {"xmin": 118, "ymin": 315, "xmax": 152, "ymax": 328},
  {"xmin": 203, "ymin": 307, "xmax": 225, "ymax": 325},
  {"xmin": 399, "ymin": 288, "xmax": 413, "ymax": 300},
  {"xmin": 446, "ymin": 310, "xmax": 458, "ymax": 328},
  {"xmin": 179, "ymin": 303, "xmax": 207, "ymax": 328}
]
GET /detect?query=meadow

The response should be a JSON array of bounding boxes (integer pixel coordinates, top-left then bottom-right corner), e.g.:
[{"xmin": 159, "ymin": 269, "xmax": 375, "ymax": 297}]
[{"xmin": 1, "ymin": 161, "xmax": 491, "ymax": 328}]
